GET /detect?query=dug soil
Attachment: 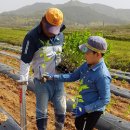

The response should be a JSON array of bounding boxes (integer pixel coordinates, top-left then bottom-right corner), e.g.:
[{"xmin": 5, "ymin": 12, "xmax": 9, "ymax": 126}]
[{"xmin": 0, "ymin": 74, "xmax": 130, "ymax": 130}]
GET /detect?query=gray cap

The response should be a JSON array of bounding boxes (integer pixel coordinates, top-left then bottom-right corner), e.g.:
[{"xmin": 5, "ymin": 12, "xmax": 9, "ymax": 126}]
[{"xmin": 79, "ymin": 36, "xmax": 107, "ymax": 53}]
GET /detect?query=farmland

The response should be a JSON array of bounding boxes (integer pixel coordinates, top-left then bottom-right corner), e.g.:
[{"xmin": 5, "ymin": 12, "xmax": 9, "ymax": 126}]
[
  {"xmin": 0, "ymin": 24, "xmax": 130, "ymax": 130},
  {"xmin": 0, "ymin": 25, "xmax": 130, "ymax": 71}
]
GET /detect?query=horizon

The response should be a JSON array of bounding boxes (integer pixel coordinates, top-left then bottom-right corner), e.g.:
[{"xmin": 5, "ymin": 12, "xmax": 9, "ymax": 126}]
[{"xmin": 0, "ymin": 0, "xmax": 130, "ymax": 13}]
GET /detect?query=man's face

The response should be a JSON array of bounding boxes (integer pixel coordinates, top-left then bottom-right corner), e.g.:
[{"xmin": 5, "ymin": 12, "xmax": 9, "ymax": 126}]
[
  {"xmin": 42, "ymin": 19, "xmax": 55, "ymax": 38},
  {"xmin": 84, "ymin": 51, "xmax": 100, "ymax": 65},
  {"xmin": 44, "ymin": 30, "xmax": 55, "ymax": 38}
]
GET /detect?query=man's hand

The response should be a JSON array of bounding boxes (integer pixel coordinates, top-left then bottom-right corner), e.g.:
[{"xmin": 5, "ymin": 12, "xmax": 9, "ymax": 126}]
[
  {"xmin": 16, "ymin": 80, "xmax": 28, "ymax": 89},
  {"xmin": 17, "ymin": 80, "xmax": 28, "ymax": 85}
]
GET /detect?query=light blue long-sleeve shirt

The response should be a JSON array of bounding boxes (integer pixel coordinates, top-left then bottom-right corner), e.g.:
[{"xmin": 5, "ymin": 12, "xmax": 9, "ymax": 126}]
[{"xmin": 53, "ymin": 58, "xmax": 111, "ymax": 112}]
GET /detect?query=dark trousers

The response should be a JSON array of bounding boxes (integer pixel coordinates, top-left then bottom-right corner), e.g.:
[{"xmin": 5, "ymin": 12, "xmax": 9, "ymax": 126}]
[{"xmin": 75, "ymin": 111, "xmax": 103, "ymax": 130}]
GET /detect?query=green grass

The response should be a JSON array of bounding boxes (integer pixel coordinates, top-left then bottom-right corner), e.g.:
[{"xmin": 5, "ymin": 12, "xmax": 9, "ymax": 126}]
[
  {"xmin": 89, "ymin": 24, "xmax": 130, "ymax": 41},
  {"xmin": 0, "ymin": 27, "xmax": 27, "ymax": 46},
  {"xmin": 0, "ymin": 27, "xmax": 130, "ymax": 71},
  {"xmin": 108, "ymin": 39, "xmax": 130, "ymax": 71}
]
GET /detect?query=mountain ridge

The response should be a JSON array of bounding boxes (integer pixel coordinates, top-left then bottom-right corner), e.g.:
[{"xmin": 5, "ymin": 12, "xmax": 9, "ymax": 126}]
[{"xmin": 0, "ymin": 0, "xmax": 129, "ymax": 27}]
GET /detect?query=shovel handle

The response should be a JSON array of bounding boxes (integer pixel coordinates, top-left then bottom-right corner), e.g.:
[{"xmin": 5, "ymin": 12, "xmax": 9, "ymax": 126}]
[{"xmin": 19, "ymin": 85, "xmax": 27, "ymax": 130}]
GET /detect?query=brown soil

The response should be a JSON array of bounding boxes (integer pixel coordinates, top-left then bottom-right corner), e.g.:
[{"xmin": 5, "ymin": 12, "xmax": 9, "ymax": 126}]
[
  {"xmin": 0, "ymin": 54, "xmax": 20, "ymax": 70},
  {"xmin": 0, "ymin": 74, "xmax": 76, "ymax": 130},
  {"xmin": 66, "ymin": 82, "xmax": 130, "ymax": 122},
  {"xmin": 0, "ymin": 49, "xmax": 130, "ymax": 129},
  {"xmin": 107, "ymin": 94, "xmax": 130, "ymax": 121},
  {"xmin": 112, "ymin": 79, "xmax": 130, "ymax": 90},
  {"xmin": 0, "ymin": 46, "xmax": 21, "ymax": 55},
  {"xmin": 0, "ymin": 49, "xmax": 20, "ymax": 55},
  {"xmin": 0, "ymin": 112, "xmax": 8, "ymax": 123},
  {"xmin": 0, "ymin": 74, "xmax": 130, "ymax": 130},
  {"xmin": 0, "ymin": 53, "xmax": 34, "ymax": 75}
]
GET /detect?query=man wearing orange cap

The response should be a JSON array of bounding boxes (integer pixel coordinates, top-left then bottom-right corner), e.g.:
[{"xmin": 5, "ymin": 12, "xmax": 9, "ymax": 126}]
[{"xmin": 19, "ymin": 8, "xmax": 66, "ymax": 130}]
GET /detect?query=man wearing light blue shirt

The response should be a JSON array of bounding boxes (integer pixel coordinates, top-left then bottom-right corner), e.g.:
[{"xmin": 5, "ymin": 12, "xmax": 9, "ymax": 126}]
[{"xmin": 46, "ymin": 36, "xmax": 111, "ymax": 130}]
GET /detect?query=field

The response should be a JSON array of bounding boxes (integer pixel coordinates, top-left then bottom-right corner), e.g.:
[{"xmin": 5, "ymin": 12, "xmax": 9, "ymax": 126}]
[
  {"xmin": 108, "ymin": 39, "xmax": 130, "ymax": 71},
  {"xmin": 0, "ymin": 25, "xmax": 130, "ymax": 130},
  {"xmin": 0, "ymin": 26, "xmax": 130, "ymax": 71},
  {"xmin": 0, "ymin": 73, "xmax": 130, "ymax": 130}
]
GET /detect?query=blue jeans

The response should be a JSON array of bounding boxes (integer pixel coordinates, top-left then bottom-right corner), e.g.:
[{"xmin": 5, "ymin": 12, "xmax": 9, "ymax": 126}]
[{"xmin": 34, "ymin": 78, "xmax": 66, "ymax": 129}]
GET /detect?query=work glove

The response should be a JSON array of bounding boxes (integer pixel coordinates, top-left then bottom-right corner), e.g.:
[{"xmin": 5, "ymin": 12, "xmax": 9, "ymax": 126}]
[
  {"xmin": 17, "ymin": 75, "xmax": 28, "ymax": 86},
  {"xmin": 16, "ymin": 80, "xmax": 28, "ymax": 89}
]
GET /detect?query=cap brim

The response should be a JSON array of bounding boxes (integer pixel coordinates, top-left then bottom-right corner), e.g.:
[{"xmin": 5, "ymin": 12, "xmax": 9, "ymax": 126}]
[
  {"xmin": 79, "ymin": 44, "xmax": 91, "ymax": 53},
  {"xmin": 45, "ymin": 21, "xmax": 61, "ymax": 35}
]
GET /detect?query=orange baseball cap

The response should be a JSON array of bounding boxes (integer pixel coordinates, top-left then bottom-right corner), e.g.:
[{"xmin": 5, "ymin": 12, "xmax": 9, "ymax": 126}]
[{"xmin": 44, "ymin": 8, "xmax": 63, "ymax": 35}]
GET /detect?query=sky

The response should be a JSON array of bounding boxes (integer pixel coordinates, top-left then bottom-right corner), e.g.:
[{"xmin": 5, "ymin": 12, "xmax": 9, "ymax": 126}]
[{"xmin": 0, "ymin": 0, "xmax": 130, "ymax": 13}]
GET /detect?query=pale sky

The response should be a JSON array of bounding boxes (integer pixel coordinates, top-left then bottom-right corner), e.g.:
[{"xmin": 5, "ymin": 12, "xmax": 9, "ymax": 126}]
[{"xmin": 0, "ymin": 0, "xmax": 130, "ymax": 13}]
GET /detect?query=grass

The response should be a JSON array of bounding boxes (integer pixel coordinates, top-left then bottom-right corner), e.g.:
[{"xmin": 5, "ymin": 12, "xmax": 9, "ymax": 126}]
[
  {"xmin": 89, "ymin": 24, "xmax": 130, "ymax": 41},
  {"xmin": 0, "ymin": 27, "xmax": 27, "ymax": 46},
  {"xmin": 0, "ymin": 26, "xmax": 130, "ymax": 71},
  {"xmin": 108, "ymin": 39, "xmax": 130, "ymax": 71}
]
